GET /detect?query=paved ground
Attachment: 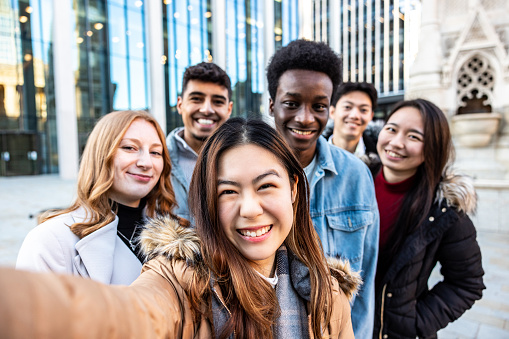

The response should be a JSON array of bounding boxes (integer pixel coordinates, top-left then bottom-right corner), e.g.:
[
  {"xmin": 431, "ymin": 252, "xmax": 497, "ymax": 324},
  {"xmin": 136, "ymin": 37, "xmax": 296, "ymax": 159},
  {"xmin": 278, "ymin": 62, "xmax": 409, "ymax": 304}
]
[{"xmin": 0, "ymin": 174, "xmax": 508, "ymax": 338}]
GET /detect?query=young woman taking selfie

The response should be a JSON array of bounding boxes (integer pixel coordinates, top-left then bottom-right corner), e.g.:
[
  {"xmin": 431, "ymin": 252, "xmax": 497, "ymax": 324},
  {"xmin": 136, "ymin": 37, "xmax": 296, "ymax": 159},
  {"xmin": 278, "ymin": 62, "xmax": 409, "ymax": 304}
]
[{"xmin": 1, "ymin": 117, "xmax": 359, "ymax": 339}]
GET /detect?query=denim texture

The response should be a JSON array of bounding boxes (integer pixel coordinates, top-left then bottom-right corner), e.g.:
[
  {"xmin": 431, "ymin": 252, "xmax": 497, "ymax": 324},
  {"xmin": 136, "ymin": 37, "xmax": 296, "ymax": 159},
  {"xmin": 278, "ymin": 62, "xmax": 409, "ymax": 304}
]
[{"xmin": 308, "ymin": 136, "xmax": 379, "ymax": 339}]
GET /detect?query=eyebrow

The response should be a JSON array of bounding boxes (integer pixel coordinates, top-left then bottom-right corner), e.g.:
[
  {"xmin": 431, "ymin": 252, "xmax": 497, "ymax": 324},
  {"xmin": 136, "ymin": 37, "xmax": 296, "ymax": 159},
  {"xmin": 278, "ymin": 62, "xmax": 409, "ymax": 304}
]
[
  {"xmin": 285, "ymin": 92, "xmax": 329, "ymax": 102},
  {"xmin": 121, "ymin": 138, "xmax": 163, "ymax": 147},
  {"xmin": 218, "ymin": 170, "xmax": 281, "ymax": 186},
  {"xmin": 341, "ymin": 100, "xmax": 371, "ymax": 108},
  {"xmin": 187, "ymin": 91, "xmax": 227, "ymax": 102},
  {"xmin": 386, "ymin": 122, "xmax": 424, "ymax": 136}
]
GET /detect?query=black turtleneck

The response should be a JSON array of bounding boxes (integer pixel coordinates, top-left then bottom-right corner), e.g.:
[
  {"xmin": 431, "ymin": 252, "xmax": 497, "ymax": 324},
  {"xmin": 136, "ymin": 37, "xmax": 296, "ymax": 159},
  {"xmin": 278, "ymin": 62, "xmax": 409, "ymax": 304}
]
[{"xmin": 113, "ymin": 198, "xmax": 146, "ymax": 263}]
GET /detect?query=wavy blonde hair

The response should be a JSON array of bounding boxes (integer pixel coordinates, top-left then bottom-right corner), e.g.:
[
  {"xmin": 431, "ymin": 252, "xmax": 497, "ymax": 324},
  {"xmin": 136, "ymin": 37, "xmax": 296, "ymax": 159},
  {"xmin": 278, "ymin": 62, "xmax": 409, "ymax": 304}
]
[{"xmin": 42, "ymin": 110, "xmax": 184, "ymax": 238}]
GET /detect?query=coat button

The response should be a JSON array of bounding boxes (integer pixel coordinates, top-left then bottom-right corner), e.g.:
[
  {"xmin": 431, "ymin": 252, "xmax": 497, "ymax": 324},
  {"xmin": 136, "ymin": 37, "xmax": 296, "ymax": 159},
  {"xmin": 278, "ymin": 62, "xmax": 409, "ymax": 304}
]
[
  {"xmin": 442, "ymin": 207, "xmax": 446, "ymax": 212},
  {"xmin": 387, "ymin": 292, "xmax": 393, "ymax": 298},
  {"xmin": 383, "ymin": 335, "xmax": 388, "ymax": 339},
  {"xmin": 429, "ymin": 216, "xmax": 435, "ymax": 222}
]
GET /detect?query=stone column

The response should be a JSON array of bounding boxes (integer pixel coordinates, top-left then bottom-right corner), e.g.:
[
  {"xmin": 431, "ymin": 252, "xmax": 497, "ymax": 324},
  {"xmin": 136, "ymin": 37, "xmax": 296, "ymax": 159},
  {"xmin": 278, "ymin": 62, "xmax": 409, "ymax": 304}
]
[
  {"xmin": 407, "ymin": 0, "xmax": 444, "ymax": 104},
  {"xmin": 145, "ymin": 0, "xmax": 166, "ymax": 133},
  {"xmin": 53, "ymin": 0, "xmax": 78, "ymax": 180},
  {"xmin": 211, "ymin": 0, "xmax": 226, "ymax": 70}
]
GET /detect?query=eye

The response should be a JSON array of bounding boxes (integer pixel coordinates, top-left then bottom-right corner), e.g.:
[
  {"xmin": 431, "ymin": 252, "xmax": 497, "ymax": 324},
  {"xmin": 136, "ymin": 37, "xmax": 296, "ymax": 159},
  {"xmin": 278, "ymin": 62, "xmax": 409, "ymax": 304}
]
[
  {"xmin": 213, "ymin": 99, "xmax": 226, "ymax": 106},
  {"xmin": 151, "ymin": 150, "xmax": 163, "ymax": 156},
  {"xmin": 283, "ymin": 101, "xmax": 298, "ymax": 108},
  {"xmin": 314, "ymin": 104, "xmax": 327, "ymax": 112},
  {"xmin": 189, "ymin": 96, "xmax": 202, "ymax": 102},
  {"xmin": 409, "ymin": 134, "xmax": 423, "ymax": 141},
  {"xmin": 218, "ymin": 189, "xmax": 237, "ymax": 197},
  {"xmin": 121, "ymin": 145, "xmax": 137, "ymax": 151},
  {"xmin": 385, "ymin": 126, "xmax": 396, "ymax": 133},
  {"xmin": 259, "ymin": 183, "xmax": 275, "ymax": 190}
]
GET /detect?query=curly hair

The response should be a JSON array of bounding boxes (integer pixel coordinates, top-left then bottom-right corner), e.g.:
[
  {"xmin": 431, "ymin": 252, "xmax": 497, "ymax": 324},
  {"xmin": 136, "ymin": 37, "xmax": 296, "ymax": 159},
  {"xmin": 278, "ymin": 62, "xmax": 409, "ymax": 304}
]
[
  {"xmin": 266, "ymin": 39, "xmax": 343, "ymax": 100},
  {"xmin": 181, "ymin": 62, "xmax": 232, "ymax": 100}
]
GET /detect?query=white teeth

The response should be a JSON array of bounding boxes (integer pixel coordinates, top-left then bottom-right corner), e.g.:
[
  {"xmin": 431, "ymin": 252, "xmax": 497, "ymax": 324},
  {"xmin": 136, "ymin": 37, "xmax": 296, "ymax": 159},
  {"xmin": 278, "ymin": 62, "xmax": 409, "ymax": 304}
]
[
  {"xmin": 386, "ymin": 150, "xmax": 403, "ymax": 158},
  {"xmin": 198, "ymin": 118, "xmax": 214, "ymax": 125},
  {"xmin": 239, "ymin": 226, "xmax": 271, "ymax": 238},
  {"xmin": 291, "ymin": 128, "xmax": 312, "ymax": 135}
]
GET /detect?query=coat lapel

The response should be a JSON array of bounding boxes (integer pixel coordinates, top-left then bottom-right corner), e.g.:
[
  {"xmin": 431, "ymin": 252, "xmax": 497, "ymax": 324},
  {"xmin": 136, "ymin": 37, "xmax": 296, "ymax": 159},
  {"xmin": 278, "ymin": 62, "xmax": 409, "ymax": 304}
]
[{"xmin": 71, "ymin": 209, "xmax": 119, "ymax": 284}]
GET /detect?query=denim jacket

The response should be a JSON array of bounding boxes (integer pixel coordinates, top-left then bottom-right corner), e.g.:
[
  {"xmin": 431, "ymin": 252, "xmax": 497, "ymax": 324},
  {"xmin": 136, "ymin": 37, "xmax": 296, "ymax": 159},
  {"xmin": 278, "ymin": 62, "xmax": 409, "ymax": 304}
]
[
  {"xmin": 166, "ymin": 127, "xmax": 195, "ymax": 222},
  {"xmin": 308, "ymin": 136, "xmax": 379, "ymax": 339}
]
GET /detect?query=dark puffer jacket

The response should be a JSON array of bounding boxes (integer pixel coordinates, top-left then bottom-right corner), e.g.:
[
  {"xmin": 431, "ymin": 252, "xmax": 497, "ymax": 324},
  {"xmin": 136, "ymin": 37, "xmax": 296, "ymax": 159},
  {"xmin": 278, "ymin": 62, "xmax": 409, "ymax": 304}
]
[{"xmin": 374, "ymin": 173, "xmax": 485, "ymax": 339}]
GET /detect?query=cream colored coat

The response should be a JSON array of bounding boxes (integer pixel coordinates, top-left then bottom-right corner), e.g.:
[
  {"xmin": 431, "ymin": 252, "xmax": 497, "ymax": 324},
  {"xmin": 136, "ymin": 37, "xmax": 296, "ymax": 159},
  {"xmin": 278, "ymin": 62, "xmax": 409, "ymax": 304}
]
[{"xmin": 1, "ymin": 217, "xmax": 360, "ymax": 338}]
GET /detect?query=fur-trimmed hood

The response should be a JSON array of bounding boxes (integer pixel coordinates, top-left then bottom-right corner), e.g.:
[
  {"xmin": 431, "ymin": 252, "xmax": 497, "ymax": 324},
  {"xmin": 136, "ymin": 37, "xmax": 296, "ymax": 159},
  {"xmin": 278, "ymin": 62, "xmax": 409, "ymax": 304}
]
[
  {"xmin": 436, "ymin": 171, "xmax": 477, "ymax": 215},
  {"xmin": 139, "ymin": 216, "xmax": 361, "ymax": 300}
]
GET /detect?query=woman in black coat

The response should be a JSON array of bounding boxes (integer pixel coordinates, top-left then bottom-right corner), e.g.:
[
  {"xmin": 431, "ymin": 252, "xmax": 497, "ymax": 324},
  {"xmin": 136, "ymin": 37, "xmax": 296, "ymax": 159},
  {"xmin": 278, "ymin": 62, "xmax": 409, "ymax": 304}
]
[{"xmin": 373, "ymin": 99, "xmax": 485, "ymax": 339}]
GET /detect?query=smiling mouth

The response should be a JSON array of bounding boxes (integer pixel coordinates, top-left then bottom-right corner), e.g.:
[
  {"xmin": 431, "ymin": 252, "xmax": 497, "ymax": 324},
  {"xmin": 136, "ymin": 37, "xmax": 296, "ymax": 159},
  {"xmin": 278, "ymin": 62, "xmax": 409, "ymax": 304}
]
[
  {"xmin": 197, "ymin": 118, "xmax": 215, "ymax": 126},
  {"xmin": 291, "ymin": 128, "xmax": 313, "ymax": 136},
  {"xmin": 237, "ymin": 225, "xmax": 272, "ymax": 238},
  {"xmin": 385, "ymin": 150, "xmax": 404, "ymax": 158}
]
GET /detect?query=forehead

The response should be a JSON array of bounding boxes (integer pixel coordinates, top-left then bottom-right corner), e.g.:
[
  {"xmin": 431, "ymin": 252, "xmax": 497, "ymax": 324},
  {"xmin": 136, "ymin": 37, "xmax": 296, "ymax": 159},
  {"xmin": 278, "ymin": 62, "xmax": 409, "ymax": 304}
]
[
  {"xmin": 182, "ymin": 79, "xmax": 228, "ymax": 97},
  {"xmin": 388, "ymin": 106, "xmax": 423, "ymax": 128},
  {"xmin": 337, "ymin": 91, "xmax": 373, "ymax": 107},
  {"xmin": 218, "ymin": 144, "xmax": 288, "ymax": 178},
  {"xmin": 276, "ymin": 69, "xmax": 333, "ymax": 98}
]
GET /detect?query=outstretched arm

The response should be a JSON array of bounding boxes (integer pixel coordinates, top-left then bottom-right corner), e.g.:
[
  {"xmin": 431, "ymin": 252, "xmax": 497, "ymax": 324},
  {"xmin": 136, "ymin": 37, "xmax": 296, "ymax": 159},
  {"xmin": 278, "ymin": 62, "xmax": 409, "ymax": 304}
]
[{"xmin": 0, "ymin": 262, "xmax": 191, "ymax": 338}]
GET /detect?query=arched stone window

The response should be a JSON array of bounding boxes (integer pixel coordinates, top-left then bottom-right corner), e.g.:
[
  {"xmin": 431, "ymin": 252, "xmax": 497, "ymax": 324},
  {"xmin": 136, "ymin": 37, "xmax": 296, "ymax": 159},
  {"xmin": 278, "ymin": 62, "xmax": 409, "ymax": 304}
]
[{"xmin": 456, "ymin": 55, "xmax": 494, "ymax": 114}]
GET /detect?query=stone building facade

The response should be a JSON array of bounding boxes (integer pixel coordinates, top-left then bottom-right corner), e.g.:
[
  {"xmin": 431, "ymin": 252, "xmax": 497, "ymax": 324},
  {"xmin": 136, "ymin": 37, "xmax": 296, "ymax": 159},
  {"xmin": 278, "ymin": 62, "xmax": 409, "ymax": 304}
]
[{"xmin": 406, "ymin": 0, "xmax": 509, "ymax": 181}]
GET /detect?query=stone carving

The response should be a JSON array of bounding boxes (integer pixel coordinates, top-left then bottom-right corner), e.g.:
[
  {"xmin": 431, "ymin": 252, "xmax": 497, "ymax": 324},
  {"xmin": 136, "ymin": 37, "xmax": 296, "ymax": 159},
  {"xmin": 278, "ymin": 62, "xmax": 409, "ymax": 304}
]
[{"xmin": 456, "ymin": 55, "xmax": 494, "ymax": 108}]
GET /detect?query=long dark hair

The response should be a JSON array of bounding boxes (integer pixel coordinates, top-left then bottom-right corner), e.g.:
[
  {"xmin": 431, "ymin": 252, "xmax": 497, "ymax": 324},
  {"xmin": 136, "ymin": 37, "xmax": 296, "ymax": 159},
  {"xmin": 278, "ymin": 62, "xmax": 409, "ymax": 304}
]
[
  {"xmin": 385, "ymin": 99, "xmax": 454, "ymax": 253},
  {"xmin": 188, "ymin": 117, "xmax": 333, "ymax": 339}
]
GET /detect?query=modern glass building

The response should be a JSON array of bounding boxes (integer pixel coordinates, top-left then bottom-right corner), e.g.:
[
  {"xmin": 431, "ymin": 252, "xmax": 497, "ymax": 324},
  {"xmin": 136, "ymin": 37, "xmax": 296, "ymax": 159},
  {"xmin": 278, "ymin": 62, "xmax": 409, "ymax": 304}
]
[
  {"xmin": 0, "ymin": 0, "xmax": 299, "ymax": 177},
  {"xmin": 304, "ymin": 0, "xmax": 421, "ymax": 119},
  {"xmin": 1, "ymin": 0, "xmax": 419, "ymax": 177}
]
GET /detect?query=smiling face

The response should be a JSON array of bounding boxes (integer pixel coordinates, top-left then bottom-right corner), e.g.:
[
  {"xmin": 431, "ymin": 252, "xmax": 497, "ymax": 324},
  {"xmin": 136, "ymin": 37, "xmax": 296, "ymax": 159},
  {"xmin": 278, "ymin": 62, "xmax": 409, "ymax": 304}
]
[
  {"xmin": 270, "ymin": 69, "xmax": 333, "ymax": 167},
  {"xmin": 109, "ymin": 119, "xmax": 164, "ymax": 207},
  {"xmin": 177, "ymin": 79, "xmax": 233, "ymax": 153},
  {"xmin": 217, "ymin": 144, "xmax": 297, "ymax": 277},
  {"xmin": 377, "ymin": 106, "xmax": 425, "ymax": 183},
  {"xmin": 331, "ymin": 90, "xmax": 374, "ymax": 144}
]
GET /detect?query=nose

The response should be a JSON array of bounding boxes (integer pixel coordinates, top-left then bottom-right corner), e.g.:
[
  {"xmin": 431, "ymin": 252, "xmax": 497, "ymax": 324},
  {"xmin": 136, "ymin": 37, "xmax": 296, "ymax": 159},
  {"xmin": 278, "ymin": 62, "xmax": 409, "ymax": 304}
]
[
  {"xmin": 388, "ymin": 133, "xmax": 405, "ymax": 149},
  {"xmin": 348, "ymin": 107, "xmax": 361, "ymax": 119},
  {"xmin": 136, "ymin": 149, "xmax": 153, "ymax": 169},
  {"xmin": 199, "ymin": 98, "xmax": 214, "ymax": 115},
  {"xmin": 239, "ymin": 192, "xmax": 263, "ymax": 219},
  {"xmin": 294, "ymin": 105, "xmax": 315, "ymax": 126}
]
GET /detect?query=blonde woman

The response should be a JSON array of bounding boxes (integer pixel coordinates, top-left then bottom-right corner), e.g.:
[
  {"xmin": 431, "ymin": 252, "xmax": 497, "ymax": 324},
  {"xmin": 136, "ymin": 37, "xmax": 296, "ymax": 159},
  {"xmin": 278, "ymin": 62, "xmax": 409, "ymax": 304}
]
[{"xmin": 16, "ymin": 110, "xmax": 185, "ymax": 285}]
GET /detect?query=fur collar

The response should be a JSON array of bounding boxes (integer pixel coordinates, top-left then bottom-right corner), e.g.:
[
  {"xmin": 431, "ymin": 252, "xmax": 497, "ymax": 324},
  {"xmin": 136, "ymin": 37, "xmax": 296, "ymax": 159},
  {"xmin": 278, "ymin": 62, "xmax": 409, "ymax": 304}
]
[
  {"xmin": 436, "ymin": 171, "xmax": 477, "ymax": 214},
  {"xmin": 139, "ymin": 216, "xmax": 360, "ymax": 299}
]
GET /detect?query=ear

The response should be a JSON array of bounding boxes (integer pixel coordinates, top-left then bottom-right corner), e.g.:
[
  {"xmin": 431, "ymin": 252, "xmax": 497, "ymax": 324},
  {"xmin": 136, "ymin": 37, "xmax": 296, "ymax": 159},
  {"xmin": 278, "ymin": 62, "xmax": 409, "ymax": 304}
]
[
  {"xmin": 291, "ymin": 174, "xmax": 298, "ymax": 204},
  {"xmin": 369, "ymin": 110, "xmax": 375, "ymax": 122},
  {"xmin": 227, "ymin": 100, "xmax": 233, "ymax": 117},
  {"xmin": 176, "ymin": 96, "xmax": 183, "ymax": 115},
  {"xmin": 269, "ymin": 98, "xmax": 275, "ymax": 117},
  {"xmin": 329, "ymin": 105, "xmax": 336, "ymax": 119}
]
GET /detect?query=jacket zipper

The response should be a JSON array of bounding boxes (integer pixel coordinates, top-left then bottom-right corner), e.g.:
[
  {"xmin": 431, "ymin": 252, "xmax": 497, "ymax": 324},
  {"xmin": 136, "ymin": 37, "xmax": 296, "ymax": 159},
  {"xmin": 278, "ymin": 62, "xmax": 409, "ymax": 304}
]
[
  {"xmin": 379, "ymin": 284, "xmax": 387, "ymax": 339},
  {"xmin": 212, "ymin": 287, "xmax": 236, "ymax": 337}
]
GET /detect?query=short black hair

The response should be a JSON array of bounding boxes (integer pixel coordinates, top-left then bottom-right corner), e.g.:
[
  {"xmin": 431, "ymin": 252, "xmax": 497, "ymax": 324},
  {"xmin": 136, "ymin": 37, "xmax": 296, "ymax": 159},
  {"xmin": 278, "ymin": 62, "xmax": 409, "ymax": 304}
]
[
  {"xmin": 181, "ymin": 62, "xmax": 232, "ymax": 100},
  {"xmin": 331, "ymin": 82, "xmax": 378, "ymax": 108},
  {"xmin": 266, "ymin": 39, "xmax": 342, "ymax": 101}
]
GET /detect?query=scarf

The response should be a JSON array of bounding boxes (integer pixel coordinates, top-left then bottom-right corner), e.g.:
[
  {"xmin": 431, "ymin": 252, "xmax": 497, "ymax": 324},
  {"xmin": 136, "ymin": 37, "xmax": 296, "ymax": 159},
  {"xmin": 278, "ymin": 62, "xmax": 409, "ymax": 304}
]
[{"xmin": 211, "ymin": 246, "xmax": 309, "ymax": 338}]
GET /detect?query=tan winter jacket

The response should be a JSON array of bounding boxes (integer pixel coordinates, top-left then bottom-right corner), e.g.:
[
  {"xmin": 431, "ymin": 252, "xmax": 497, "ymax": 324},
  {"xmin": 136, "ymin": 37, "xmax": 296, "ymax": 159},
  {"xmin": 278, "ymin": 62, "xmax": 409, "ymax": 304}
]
[{"xmin": 0, "ymin": 217, "xmax": 361, "ymax": 338}]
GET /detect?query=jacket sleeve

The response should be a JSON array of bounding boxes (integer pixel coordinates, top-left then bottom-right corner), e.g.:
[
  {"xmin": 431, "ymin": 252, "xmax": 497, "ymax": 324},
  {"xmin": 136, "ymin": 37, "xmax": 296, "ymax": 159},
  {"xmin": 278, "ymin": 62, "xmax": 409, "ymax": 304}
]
[
  {"xmin": 415, "ymin": 212, "xmax": 485, "ymax": 337},
  {"xmin": 0, "ymin": 261, "xmax": 193, "ymax": 339},
  {"xmin": 328, "ymin": 280, "xmax": 355, "ymax": 339},
  {"xmin": 350, "ymin": 180, "xmax": 378, "ymax": 339}
]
